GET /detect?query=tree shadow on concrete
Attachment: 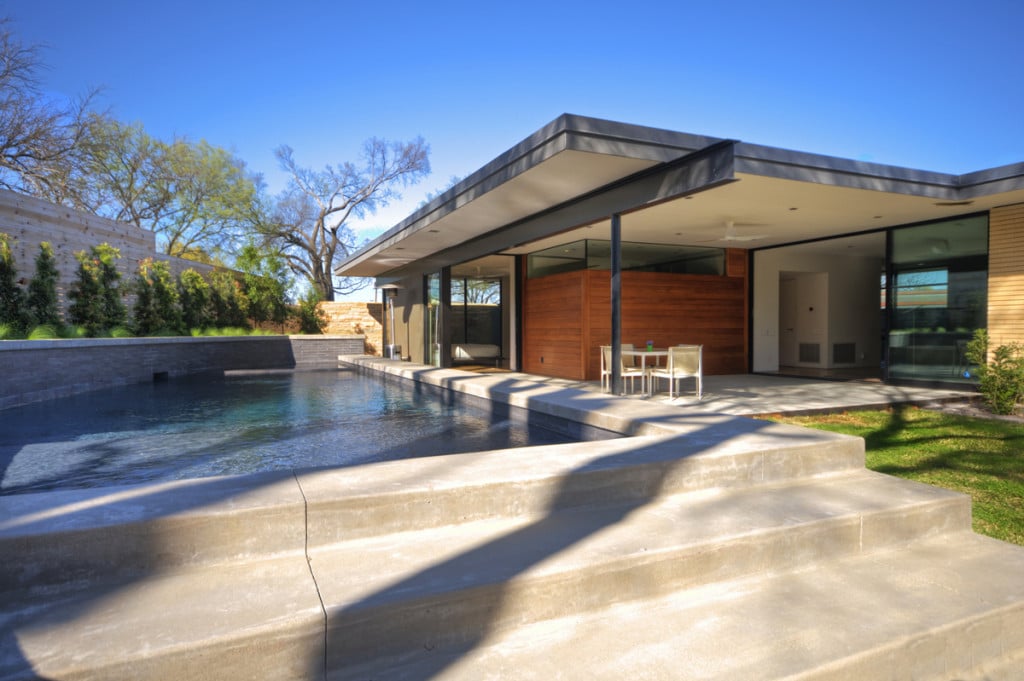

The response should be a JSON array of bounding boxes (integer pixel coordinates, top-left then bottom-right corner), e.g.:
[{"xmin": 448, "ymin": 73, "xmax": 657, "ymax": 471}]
[{"xmin": 314, "ymin": 375, "xmax": 796, "ymax": 680}]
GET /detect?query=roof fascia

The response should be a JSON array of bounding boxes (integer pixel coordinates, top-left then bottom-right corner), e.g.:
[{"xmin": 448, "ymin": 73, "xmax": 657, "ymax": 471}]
[
  {"xmin": 734, "ymin": 142, "xmax": 1024, "ymax": 201},
  {"xmin": 734, "ymin": 142, "xmax": 962, "ymax": 199},
  {"xmin": 956, "ymin": 162, "xmax": 1024, "ymax": 198}
]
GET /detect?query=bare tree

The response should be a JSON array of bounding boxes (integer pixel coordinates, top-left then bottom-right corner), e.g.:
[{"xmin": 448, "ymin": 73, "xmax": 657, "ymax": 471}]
[
  {"xmin": 263, "ymin": 137, "xmax": 430, "ymax": 301},
  {"xmin": 0, "ymin": 19, "xmax": 95, "ymax": 201}
]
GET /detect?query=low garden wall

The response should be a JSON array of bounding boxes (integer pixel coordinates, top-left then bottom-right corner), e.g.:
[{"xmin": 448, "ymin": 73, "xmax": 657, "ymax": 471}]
[{"xmin": 0, "ymin": 335, "xmax": 364, "ymax": 410}]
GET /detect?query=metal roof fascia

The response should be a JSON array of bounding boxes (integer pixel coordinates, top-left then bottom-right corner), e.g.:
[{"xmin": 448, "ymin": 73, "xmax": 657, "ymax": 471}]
[
  {"xmin": 733, "ymin": 142, "xmax": 963, "ymax": 200},
  {"xmin": 955, "ymin": 162, "xmax": 1024, "ymax": 198}
]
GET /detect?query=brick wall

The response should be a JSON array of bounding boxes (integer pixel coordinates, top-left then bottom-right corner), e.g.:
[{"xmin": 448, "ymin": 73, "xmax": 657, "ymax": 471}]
[
  {"xmin": 989, "ymin": 203, "xmax": 1024, "ymax": 346},
  {"xmin": 0, "ymin": 189, "xmax": 219, "ymax": 319},
  {"xmin": 0, "ymin": 335, "xmax": 365, "ymax": 409}
]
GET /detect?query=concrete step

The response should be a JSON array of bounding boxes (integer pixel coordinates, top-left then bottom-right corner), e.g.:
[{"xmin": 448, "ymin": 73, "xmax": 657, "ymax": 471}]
[
  {"xmin": 0, "ymin": 552, "xmax": 324, "ymax": 681},
  {"xmin": 2, "ymin": 420, "xmax": 1019, "ymax": 681},
  {"xmin": 298, "ymin": 426, "xmax": 865, "ymax": 545},
  {"xmin": 0, "ymin": 471, "xmax": 306, "ymax": 597},
  {"xmin": 339, "ymin": 531, "xmax": 1024, "ymax": 680},
  {"xmin": 0, "ymin": 426, "xmax": 863, "ymax": 597},
  {"xmin": 312, "ymin": 470, "xmax": 971, "ymax": 671}
]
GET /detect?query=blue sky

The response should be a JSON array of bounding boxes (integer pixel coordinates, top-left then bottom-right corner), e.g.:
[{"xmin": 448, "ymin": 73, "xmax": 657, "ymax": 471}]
[{"xmin": 5, "ymin": 0, "xmax": 1023, "ymax": 266}]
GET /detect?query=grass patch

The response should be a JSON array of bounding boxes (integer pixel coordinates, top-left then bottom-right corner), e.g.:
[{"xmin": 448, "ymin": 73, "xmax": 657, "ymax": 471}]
[{"xmin": 770, "ymin": 406, "xmax": 1024, "ymax": 546}]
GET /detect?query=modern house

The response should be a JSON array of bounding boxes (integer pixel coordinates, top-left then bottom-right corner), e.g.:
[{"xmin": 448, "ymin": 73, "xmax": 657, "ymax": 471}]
[{"xmin": 335, "ymin": 114, "xmax": 1024, "ymax": 388}]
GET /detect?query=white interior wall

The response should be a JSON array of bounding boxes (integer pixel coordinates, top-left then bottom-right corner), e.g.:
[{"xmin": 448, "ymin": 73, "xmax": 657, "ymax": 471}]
[{"xmin": 753, "ymin": 248, "xmax": 883, "ymax": 372}]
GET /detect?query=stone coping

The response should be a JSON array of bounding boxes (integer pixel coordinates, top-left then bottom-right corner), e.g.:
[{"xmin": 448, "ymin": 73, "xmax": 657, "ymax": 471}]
[{"xmin": 0, "ymin": 334, "xmax": 361, "ymax": 351}]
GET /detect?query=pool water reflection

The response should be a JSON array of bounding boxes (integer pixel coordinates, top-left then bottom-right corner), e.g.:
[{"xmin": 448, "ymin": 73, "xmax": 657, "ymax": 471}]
[{"xmin": 0, "ymin": 370, "xmax": 605, "ymax": 495}]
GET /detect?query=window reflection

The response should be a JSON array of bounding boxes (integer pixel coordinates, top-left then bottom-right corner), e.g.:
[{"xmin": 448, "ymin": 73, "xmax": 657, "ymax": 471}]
[{"xmin": 888, "ymin": 216, "xmax": 987, "ymax": 383}]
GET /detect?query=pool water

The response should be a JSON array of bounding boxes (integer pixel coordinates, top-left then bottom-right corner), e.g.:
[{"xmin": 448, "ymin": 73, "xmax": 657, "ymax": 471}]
[{"xmin": 0, "ymin": 370, "xmax": 600, "ymax": 495}]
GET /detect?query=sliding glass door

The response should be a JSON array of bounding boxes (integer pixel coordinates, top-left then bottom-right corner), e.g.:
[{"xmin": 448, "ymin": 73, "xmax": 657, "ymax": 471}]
[{"xmin": 887, "ymin": 215, "xmax": 987, "ymax": 383}]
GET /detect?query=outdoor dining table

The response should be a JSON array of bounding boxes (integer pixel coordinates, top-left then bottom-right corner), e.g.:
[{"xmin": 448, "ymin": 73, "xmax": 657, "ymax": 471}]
[{"xmin": 621, "ymin": 347, "xmax": 669, "ymax": 395}]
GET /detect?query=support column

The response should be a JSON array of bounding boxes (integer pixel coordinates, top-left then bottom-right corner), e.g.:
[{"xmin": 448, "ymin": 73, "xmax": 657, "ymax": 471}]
[
  {"xmin": 611, "ymin": 213, "xmax": 622, "ymax": 395},
  {"xmin": 440, "ymin": 266, "xmax": 452, "ymax": 368}
]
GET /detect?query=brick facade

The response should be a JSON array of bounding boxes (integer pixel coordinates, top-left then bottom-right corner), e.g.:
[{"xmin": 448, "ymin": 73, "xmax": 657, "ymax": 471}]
[{"xmin": 989, "ymin": 203, "xmax": 1024, "ymax": 346}]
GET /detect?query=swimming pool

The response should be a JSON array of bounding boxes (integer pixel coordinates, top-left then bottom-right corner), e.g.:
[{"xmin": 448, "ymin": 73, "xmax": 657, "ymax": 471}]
[{"xmin": 0, "ymin": 369, "xmax": 614, "ymax": 495}]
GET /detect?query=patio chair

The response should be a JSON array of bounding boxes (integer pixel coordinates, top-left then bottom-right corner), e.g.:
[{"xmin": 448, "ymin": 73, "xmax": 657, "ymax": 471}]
[
  {"xmin": 650, "ymin": 344, "xmax": 703, "ymax": 399},
  {"xmin": 600, "ymin": 344, "xmax": 646, "ymax": 393}
]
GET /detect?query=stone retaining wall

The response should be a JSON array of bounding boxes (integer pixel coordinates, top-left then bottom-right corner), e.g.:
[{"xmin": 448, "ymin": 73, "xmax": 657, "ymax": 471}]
[
  {"xmin": 319, "ymin": 301, "xmax": 384, "ymax": 355},
  {"xmin": 0, "ymin": 335, "xmax": 364, "ymax": 410}
]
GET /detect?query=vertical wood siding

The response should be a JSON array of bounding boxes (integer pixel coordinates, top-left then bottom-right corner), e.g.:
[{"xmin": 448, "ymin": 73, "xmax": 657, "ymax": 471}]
[{"xmin": 522, "ymin": 256, "xmax": 748, "ymax": 380}]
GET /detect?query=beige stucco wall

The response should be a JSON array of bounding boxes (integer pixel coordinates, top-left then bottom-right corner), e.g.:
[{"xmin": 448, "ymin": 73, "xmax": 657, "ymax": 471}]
[
  {"xmin": 393, "ymin": 279, "xmax": 426, "ymax": 363},
  {"xmin": 988, "ymin": 203, "xmax": 1024, "ymax": 346}
]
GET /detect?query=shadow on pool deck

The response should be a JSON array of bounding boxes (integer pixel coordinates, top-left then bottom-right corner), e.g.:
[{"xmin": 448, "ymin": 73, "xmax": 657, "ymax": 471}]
[{"xmin": 479, "ymin": 370, "xmax": 975, "ymax": 418}]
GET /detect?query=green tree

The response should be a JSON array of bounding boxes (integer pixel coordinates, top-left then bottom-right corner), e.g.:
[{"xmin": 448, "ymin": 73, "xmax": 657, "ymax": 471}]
[
  {"xmin": 76, "ymin": 117, "xmax": 261, "ymax": 260},
  {"xmin": 0, "ymin": 232, "xmax": 28, "ymax": 333},
  {"xmin": 178, "ymin": 268, "xmax": 213, "ymax": 331},
  {"xmin": 208, "ymin": 269, "xmax": 248, "ymax": 328},
  {"xmin": 261, "ymin": 137, "xmax": 429, "ymax": 301},
  {"xmin": 26, "ymin": 241, "xmax": 61, "ymax": 327},
  {"xmin": 132, "ymin": 258, "xmax": 182, "ymax": 336},
  {"xmin": 237, "ymin": 242, "xmax": 289, "ymax": 327},
  {"xmin": 68, "ymin": 243, "xmax": 126, "ymax": 335},
  {"xmin": 295, "ymin": 286, "xmax": 327, "ymax": 334}
]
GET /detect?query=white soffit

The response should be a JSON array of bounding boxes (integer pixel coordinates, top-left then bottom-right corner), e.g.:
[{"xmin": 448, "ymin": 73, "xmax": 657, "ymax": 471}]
[
  {"xmin": 501, "ymin": 173, "xmax": 1024, "ymax": 256},
  {"xmin": 340, "ymin": 149, "xmax": 658, "ymax": 276}
]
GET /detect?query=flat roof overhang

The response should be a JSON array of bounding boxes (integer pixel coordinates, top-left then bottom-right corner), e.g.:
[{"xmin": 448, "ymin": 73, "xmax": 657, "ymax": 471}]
[{"xmin": 335, "ymin": 114, "xmax": 1024, "ymax": 281}]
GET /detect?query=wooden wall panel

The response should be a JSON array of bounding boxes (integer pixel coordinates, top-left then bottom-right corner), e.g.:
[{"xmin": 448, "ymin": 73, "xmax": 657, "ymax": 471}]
[
  {"xmin": 521, "ymin": 270, "xmax": 585, "ymax": 379},
  {"xmin": 523, "ymin": 264, "xmax": 749, "ymax": 382},
  {"xmin": 585, "ymin": 270, "xmax": 747, "ymax": 379},
  {"xmin": 989, "ymin": 203, "xmax": 1024, "ymax": 345}
]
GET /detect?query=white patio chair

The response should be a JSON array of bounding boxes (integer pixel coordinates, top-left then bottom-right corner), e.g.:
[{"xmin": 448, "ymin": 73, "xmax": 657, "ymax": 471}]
[
  {"xmin": 650, "ymin": 344, "xmax": 703, "ymax": 399},
  {"xmin": 601, "ymin": 344, "xmax": 646, "ymax": 393}
]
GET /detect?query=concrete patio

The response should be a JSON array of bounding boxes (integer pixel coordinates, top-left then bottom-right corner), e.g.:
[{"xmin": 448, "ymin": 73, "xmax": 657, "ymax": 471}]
[{"xmin": 479, "ymin": 369, "xmax": 974, "ymax": 418}]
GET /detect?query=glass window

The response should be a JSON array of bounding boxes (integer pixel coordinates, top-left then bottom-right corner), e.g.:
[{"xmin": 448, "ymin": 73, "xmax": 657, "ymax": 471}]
[
  {"xmin": 450, "ymin": 277, "xmax": 502, "ymax": 347},
  {"xmin": 527, "ymin": 239, "xmax": 725, "ymax": 278},
  {"xmin": 527, "ymin": 240, "xmax": 587, "ymax": 278},
  {"xmin": 888, "ymin": 215, "xmax": 987, "ymax": 383}
]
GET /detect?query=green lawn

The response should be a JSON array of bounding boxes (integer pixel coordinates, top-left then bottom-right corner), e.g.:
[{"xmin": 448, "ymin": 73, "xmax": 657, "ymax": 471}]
[{"xmin": 769, "ymin": 406, "xmax": 1024, "ymax": 546}]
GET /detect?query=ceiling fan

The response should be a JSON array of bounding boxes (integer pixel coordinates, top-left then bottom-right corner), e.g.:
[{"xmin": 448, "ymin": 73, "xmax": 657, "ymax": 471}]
[{"xmin": 696, "ymin": 220, "xmax": 769, "ymax": 243}]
